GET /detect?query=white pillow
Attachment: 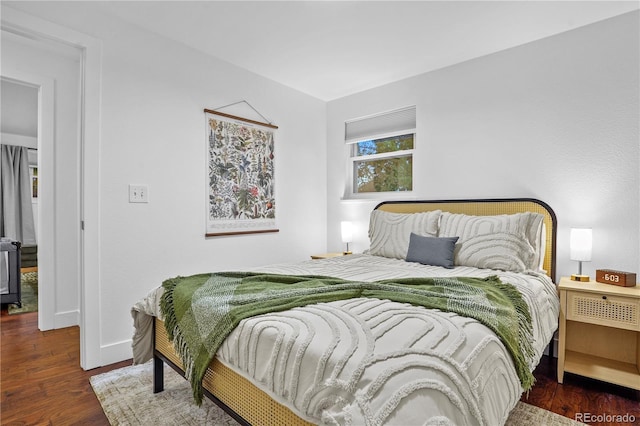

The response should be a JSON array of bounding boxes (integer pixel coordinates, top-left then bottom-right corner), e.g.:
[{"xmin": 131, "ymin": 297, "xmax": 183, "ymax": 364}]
[
  {"xmin": 368, "ymin": 210, "xmax": 441, "ymax": 259},
  {"xmin": 438, "ymin": 212, "xmax": 544, "ymax": 272},
  {"xmin": 536, "ymin": 223, "xmax": 547, "ymax": 272}
]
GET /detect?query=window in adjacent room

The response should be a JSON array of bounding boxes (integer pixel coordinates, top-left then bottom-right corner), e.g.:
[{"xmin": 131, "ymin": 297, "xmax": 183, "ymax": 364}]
[{"xmin": 346, "ymin": 106, "xmax": 416, "ymax": 195}]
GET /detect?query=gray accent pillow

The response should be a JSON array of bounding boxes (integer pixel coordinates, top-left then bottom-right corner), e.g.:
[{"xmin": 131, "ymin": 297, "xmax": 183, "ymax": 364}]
[{"xmin": 405, "ymin": 233, "xmax": 459, "ymax": 268}]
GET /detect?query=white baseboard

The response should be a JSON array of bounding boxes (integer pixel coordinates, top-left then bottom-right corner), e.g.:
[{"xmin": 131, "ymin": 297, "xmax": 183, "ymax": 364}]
[
  {"xmin": 100, "ymin": 339, "xmax": 133, "ymax": 367},
  {"xmin": 53, "ymin": 310, "xmax": 79, "ymax": 329}
]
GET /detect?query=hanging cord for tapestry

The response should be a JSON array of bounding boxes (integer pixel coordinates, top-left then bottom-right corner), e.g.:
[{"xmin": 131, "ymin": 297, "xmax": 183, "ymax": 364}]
[{"xmin": 212, "ymin": 100, "xmax": 275, "ymax": 127}]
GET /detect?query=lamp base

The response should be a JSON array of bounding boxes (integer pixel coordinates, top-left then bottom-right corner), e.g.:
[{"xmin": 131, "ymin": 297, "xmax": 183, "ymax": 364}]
[
  {"xmin": 571, "ymin": 274, "xmax": 590, "ymax": 282},
  {"xmin": 342, "ymin": 251, "xmax": 352, "ymax": 255}
]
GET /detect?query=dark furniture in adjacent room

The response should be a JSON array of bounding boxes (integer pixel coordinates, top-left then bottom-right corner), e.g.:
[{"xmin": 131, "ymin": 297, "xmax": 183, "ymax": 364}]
[{"xmin": 0, "ymin": 239, "xmax": 22, "ymax": 307}]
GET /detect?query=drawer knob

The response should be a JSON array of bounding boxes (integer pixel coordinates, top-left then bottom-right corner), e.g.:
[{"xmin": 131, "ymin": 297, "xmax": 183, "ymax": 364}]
[{"xmin": 602, "ymin": 296, "xmax": 607, "ymax": 300}]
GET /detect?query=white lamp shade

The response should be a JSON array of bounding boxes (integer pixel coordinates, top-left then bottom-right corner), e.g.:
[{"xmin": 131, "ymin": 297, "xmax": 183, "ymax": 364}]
[
  {"xmin": 341, "ymin": 221, "xmax": 353, "ymax": 243},
  {"xmin": 570, "ymin": 228, "xmax": 592, "ymax": 261}
]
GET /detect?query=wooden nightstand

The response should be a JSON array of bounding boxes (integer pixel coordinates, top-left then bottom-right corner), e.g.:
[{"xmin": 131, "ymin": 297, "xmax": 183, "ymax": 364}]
[
  {"xmin": 557, "ymin": 277, "xmax": 640, "ymax": 390},
  {"xmin": 310, "ymin": 252, "xmax": 347, "ymax": 260}
]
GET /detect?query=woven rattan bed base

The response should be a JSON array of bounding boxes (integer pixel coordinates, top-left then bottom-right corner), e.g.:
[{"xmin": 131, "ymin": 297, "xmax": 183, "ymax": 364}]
[{"xmin": 154, "ymin": 317, "xmax": 312, "ymax": 426}]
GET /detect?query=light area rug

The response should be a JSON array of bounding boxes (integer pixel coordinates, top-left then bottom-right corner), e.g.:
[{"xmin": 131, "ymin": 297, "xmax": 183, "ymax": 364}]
[
  {"xmin": 8, "ymin": 272, "xmax": 38, "ymax": 315},
  {"xmin": 91, "ymin": 362, "xmax": 585, "ymax": 426}
]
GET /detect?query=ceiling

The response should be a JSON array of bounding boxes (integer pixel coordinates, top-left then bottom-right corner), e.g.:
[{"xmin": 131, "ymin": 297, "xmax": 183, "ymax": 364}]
[{"xmin": 5, "ymin": 1, "xmax": 640, "ymax": 101}]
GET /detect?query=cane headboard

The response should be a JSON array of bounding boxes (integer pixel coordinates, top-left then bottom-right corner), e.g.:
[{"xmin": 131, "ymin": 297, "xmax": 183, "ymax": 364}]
[{"xmin": 374, "ymin": 198, "xmax": 557, "ymax": 282}]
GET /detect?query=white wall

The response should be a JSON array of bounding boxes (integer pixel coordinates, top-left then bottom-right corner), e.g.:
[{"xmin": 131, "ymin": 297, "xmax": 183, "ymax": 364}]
[
  {"xmin": 96, "ymin": 20, "xmax": 327, "ymax": 356},
  {"xmin": 1, "ymin": 79, "xmax": 38, "ymax": 137},
  {"xmin": 327, "ymin": 11, "xmax": 640, "ymax": 281},
  {"xmin": 2, "ymin": 4, "xmax": 327, "ymax": 365}
]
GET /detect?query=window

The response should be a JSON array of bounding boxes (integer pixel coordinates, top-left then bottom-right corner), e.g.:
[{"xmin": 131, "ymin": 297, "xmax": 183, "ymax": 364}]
[
  {"xmin": 346, "ymin": 106, "xmax": 416, "ymax": 195},
  {"xmin": 352, "ymin": 134, "xmax": 414, "ymax": 193}
]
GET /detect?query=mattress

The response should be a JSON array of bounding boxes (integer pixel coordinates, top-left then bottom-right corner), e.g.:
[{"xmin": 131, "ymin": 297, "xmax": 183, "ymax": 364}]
[{"xmin": 133, "ymin": 253, "xmax": 559, "ymax": 426}]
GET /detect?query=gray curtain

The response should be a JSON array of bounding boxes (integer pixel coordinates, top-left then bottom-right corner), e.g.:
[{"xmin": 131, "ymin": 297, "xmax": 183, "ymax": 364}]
[{"xmin": 1, "ymin": 144, "xmax": 36, "ymax": 245}]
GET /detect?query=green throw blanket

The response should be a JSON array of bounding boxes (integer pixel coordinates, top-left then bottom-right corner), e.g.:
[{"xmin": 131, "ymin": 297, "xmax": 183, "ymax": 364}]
[{"xmin": 160, "ymin": 272, "xmax": 535, "ymax": 405}]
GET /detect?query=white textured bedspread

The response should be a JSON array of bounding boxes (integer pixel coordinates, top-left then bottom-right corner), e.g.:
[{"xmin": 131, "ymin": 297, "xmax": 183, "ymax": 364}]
[{"xmin": 132, "ymin": 254, "xmax": 559, "ymax": 426}]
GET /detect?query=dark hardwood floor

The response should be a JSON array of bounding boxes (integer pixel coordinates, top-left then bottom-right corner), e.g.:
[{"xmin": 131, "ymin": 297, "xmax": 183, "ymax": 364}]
[
  {"xmin": 0, "ymin": 310, "xmax": 130, "ymax": 425},
  {"xmin": 522, "ymin": 355, "xmax": 639, "ymax": 425},
  {"xmin": 1, "ymin": 309, "xmax": 638, "ymax": 425}
]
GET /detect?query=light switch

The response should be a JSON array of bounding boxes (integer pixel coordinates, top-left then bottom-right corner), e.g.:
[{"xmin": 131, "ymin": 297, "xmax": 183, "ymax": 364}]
[{"xmin": 129, "ymin": 184, "xmax": 148, "ymax": 203}]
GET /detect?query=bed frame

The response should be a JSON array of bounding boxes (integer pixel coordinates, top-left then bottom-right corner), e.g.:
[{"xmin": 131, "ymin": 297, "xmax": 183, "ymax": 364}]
[{"xmin": 153, "ymin": 198, "xmax": 557, "ymax": 426}]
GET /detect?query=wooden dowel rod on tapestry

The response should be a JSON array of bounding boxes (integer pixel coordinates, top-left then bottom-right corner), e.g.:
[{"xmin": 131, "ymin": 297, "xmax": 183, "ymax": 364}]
[
  {"xmin": 206, "ymin": 229, "xmax": 280, "ymax": 238},
  {"xmin": 204, "ymin": 108, "xmax": 278, "ymax": 130}
]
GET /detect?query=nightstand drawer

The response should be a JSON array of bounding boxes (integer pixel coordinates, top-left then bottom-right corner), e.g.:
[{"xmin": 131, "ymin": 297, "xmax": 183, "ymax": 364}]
[{"xmin": 567, "ymin": 291, "xmax": 639, "ymax": 331}]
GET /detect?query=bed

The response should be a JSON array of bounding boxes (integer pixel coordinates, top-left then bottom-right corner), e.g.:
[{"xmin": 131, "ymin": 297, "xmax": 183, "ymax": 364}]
[{"xmin": 131, "ymin": 198, "xmax": 559, "ymax": 426}]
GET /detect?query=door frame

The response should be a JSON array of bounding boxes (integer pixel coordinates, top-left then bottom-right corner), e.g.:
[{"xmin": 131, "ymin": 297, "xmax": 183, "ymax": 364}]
[{"xmin": 2, "ymin": 7, "xmax": 103, "ymax": 369}]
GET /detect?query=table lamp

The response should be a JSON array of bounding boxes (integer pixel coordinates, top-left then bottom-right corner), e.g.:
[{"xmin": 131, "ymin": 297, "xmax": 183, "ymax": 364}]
[
  {"xmin": 570, "ymin": 228, "xmax": 592, "ymax": 282},
  {"xmin": 341, "ymin": 221, "xmax": 353, "ymax": 255}
]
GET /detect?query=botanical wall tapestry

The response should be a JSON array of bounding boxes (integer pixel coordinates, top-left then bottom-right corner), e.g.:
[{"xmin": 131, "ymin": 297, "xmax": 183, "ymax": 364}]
[{"xmin": 205, "ymin": 109, "xmax": 278, "ymax": 236}]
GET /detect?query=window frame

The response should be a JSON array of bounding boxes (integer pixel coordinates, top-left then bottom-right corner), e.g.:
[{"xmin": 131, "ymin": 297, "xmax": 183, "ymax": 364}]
[{"xmin": 348, "ymin": 130, "xmax": 416, "ymax": 196}]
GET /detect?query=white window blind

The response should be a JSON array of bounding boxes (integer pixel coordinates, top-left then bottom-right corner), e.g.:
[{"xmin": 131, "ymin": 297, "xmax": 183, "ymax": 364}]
[{"xmin": 345, "ymin": 106, "xmax": 416, "ymax": 143}]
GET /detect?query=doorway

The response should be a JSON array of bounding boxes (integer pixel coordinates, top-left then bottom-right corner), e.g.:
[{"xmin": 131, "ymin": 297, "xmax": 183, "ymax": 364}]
[
  {"xmin": 1, "ymin": 79, "xmax": 39, "ymax": 315},
  {"xmin": 2, "ymin": 8, "xmax": 103, "ymax": 370},
  {"xmin": 1, "ymin": 29, "xmax": 82, "ymax": 332}
]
